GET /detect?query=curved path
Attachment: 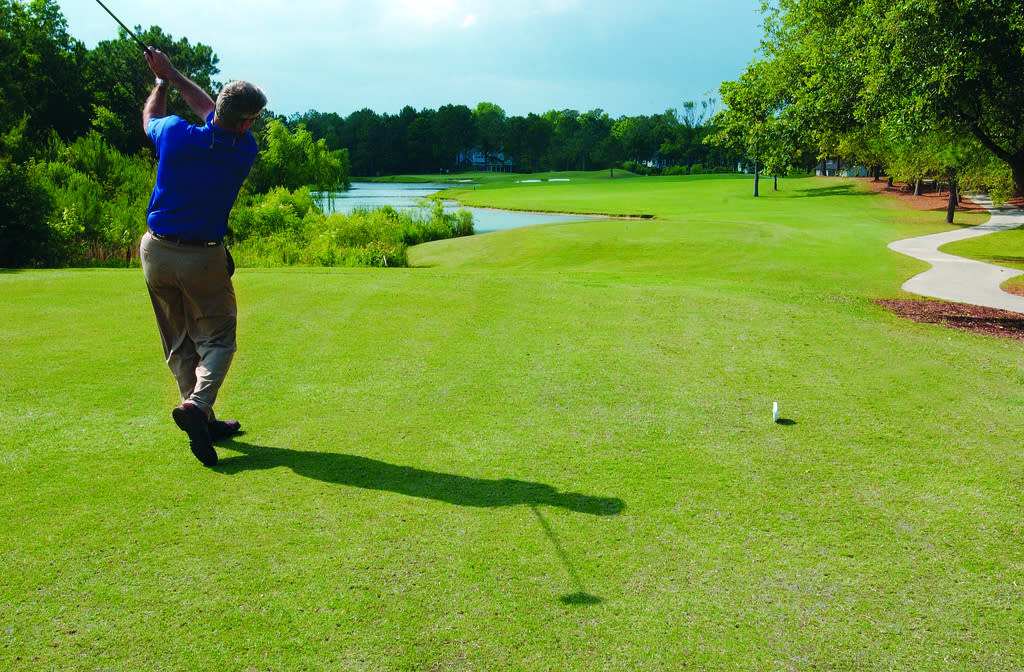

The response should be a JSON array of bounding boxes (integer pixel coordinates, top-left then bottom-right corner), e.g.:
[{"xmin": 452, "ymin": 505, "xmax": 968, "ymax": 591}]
[{"xmin": 887, "ymin": 195, "xmax": 1024, "ymax": 313}]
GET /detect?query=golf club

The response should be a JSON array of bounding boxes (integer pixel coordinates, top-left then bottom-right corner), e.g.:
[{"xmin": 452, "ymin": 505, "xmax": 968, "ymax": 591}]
[{"xmin": 94, "ymin": 0, "xmax": 151, "ymax": 56}]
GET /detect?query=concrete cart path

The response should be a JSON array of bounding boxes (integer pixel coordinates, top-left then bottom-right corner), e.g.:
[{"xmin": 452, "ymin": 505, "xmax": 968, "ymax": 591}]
[{"xmin": 887, "ymin": 195, "xmax": 1024, "ymax": 313}]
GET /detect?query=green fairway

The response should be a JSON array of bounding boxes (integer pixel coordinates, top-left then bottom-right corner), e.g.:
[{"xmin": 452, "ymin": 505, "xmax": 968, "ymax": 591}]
[
  {"xmin": 942, "ymin": 228, "xmax": 1024, "ymax": 272},
  {"xmin": 2, "ymin": 175, "xmax": 1021, "ymax": 670},
  {"xmin": 365, "ymin": 169, "xmax": 640, "ymax": 185}
]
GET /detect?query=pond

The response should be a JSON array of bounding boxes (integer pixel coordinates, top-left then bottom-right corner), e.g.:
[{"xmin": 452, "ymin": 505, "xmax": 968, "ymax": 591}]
[{"xmin": 319, "ymin": 182, "xmax": 591, "ymax": 234}]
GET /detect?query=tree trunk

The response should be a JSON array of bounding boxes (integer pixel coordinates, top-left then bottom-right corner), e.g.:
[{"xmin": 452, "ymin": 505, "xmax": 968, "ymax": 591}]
[
  {"xmin": 753, "ymin": 160, "xmax": 760, "ymax": 197},
  {"xmin": 963, "ymin": 119, "xmax": 1024, "ymax": 196},
  {"xmin": 946, "ymin": 178, "xmax": 959, "ymax": 224},
  {"xmin": 914, "ymin": 178, "xmax": 921, "ymax": 197},
  {"xmin": 773, "ymin": 174, "xmax": 778, "ymax": 191},
  {"xmin": 1013, "ymin": 160, "xmax": 1024, "ymax": 197}
]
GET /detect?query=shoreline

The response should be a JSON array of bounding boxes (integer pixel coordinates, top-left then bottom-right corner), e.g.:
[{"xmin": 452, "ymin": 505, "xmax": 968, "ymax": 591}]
[{"xmin": 444, "ymin": 200, "xmax": 654, "ymax": 221}]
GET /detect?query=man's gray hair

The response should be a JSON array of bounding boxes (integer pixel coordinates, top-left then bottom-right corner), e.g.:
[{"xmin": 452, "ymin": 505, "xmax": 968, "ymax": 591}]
[{"xmin": 215, "ymin": 81, "xmax": 267, "ymax": 131}]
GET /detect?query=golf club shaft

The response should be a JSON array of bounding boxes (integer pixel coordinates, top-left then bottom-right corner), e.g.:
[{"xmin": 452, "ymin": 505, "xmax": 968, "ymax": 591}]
[{"xmin": 94, "ymin": 0, "xmax": 151, "ymax": 55}]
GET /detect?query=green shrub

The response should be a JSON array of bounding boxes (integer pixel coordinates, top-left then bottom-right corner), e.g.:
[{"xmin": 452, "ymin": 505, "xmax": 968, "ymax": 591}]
[
  {"xmin": 961, "ymin": 155, "xmax": 1015, "ymax": 205},
  {"xmin": 36, "ymin": 132, "xmax": 154, "ymax": 265},
  {"xmin": 228, "ymin": 188, "xmax": 472, "ymax": 268},
  {"xmin": 0, "ymin": 160, "xmax": 55, "ymax": 267},
  {"xmin": 229, "ymin": 186, "xmax": 319, "ymax": 241}
]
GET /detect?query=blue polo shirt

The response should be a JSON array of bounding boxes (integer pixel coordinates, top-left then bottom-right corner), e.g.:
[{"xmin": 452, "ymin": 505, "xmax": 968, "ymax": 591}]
[{"xmin": 146, "ymin": 112, "xmax": 258, "ymax": 241}]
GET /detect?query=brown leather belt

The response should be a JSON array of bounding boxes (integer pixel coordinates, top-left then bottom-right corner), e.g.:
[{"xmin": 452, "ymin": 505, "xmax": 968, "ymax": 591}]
[{"xmin": 151, "ymin": 231, "xmax": 222, "ymax": 247}]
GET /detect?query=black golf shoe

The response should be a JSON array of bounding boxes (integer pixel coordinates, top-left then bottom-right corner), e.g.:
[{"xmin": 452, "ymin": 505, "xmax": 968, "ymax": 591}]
[
  {"xmin": 172, "ymin": 403, "xmax": 218, "ymax": 467},
  {"xmin": 209, "ymin": 419, "xmax": 242, "ymax": 442}
]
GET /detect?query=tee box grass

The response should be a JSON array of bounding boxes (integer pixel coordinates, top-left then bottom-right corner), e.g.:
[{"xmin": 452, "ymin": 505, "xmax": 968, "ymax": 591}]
[{"xmin": 1, "ymin": 174, "xmax": 1021, "ymax": 670}]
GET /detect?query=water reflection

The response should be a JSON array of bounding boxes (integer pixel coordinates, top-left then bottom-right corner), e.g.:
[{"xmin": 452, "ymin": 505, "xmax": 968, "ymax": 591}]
[{"xmin": 319, "ymin": 182, "xmax": 590, "ymax": 233}]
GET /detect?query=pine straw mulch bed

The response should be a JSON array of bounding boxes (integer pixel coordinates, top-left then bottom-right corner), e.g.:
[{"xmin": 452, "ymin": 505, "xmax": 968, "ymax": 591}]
[
  {"xmin": 864, "ymin": 177, "xmax": 1024, "ymax": 212},
  {"xmin": 859, "ymin": 177, "xmax": 1024, "ymax": 341},
  {"xmin": 875, "ymin": 299, "xmax": 1024, "ymax": 341}
]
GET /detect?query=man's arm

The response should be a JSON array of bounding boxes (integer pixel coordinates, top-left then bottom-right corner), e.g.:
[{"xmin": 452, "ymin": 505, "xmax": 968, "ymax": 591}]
[
  {"xmin": 142, "ymin": 80, "xmax": 169, "ymax": 132},
  {"xmin": 144, "ymin": 48, "xmax": 216, "ymax": 122}
]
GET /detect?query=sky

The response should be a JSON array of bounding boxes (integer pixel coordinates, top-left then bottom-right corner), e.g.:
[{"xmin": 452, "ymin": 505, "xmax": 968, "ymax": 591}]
[{"xmin": 61, "ymin": 0, "xmax": 765, "ymax": 120}]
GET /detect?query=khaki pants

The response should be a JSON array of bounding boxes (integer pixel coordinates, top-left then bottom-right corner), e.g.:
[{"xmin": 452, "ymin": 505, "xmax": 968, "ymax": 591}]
[{"xmin": 140, "ymin": 231, "xmax": 236, "ymax": 420}]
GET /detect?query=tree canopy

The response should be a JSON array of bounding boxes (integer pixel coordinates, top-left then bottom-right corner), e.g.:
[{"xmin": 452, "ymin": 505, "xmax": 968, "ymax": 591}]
[{"xmin": 713, "ymin": 0, "xmax": 1024, "ymax": 201}]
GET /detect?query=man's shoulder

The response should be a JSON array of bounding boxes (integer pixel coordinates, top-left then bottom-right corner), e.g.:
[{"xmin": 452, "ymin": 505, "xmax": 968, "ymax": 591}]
[
  {"xmin": 147, "ymin": 114, "xmax": 200, "ymax": 143},
  {"xmin": 147, "ymin": 114, "xmax": 188, "ymax": 131}
]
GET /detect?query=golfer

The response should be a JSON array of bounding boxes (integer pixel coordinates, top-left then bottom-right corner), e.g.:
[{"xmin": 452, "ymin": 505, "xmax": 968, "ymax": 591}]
[{"xmin": 139, "ymin": 48, "xmax": 266, "ymax": 466}]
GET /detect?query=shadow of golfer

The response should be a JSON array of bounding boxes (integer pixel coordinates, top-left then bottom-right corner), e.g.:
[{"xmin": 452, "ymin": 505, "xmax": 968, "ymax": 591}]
[{"xmin": 213, "ymin": 440, "xmax": 625, "ymax": 517}]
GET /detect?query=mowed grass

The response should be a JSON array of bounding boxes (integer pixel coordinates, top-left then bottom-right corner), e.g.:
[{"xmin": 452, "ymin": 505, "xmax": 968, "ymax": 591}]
[
  {"xmin": 2, "ymin": 175, "xmax": 1023, "ymax": 670},
  {"xmin": 944, "ymin": 228, "xmax": 1024, "ymax": 270}
]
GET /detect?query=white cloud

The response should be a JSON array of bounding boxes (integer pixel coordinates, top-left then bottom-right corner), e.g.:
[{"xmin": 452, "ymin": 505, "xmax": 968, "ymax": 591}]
[
  {"xmin": 382, "ymin": 0, "xmax": 462, "ymax": 29},
  {"xmin": 60, "ymin": 0, "xmax": 763, "ymax": 118}
]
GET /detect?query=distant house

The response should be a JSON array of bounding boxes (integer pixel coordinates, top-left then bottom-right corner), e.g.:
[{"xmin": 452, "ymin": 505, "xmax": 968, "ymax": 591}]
[
  {"xmin": 458, "ymin": 148, "xmax": 515, "ymax": 172},
  {"xmin": 642, "ymin": 153, "xmax": 669, "ymax": 170},
  {"xmin": 817, "ymin": 157, "xmax": 840, "ymax": 176},
  {"xmin": 815, "ymin": 157, "xmax": 867, "ymax": 177}
]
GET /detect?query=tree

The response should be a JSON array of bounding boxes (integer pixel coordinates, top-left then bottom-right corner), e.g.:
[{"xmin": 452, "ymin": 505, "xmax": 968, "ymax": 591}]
[
  {"xmin": 340, "ymin": 108, "xmax": 384, "ymax": 176},
  {"xmin": 863, "ymin": 0, "xmax": 1024, "ymax": 192},
  {"xmin": 508, "ymin": 113, "xmax": 553, "ymax": 172},
  {"xmin": 473, "ymin": 102, "xmax": 507, "ymax": 164},
  {"xmin": 406, "ymin": 109, "xmax": 439, "ymax": 173},
  {"xmin": 0, "ymin": 159, "xmax": 54, "ymax": 267},
  {"xmin": 435, "ymin": 104, "xmax": 475, "ymax": 170},
  {"xmin": 709, "ymin": 61, "xmax": 795, "ymax": 196},
  {"xmin": 545, "ymin": 109, "xmax": 580, "ymax": 171},
  {"xmin": 83, "ymin": 26, "xmax": 219, "ymax": 155},
  {"xmin": 612, "ymin": 115, "xmax": 656, "ymax": 167},
  {"xmin": 247, "ymin": 121, "xmax": 350, "ymax": 193},
  {"xmin": 759, "ymin": 0, "xmax": 1024, "ymax": 194},
  {"xmin": 291, "ymin": 110, "xmax": 344, "ymax": 151},
  {"xmin": 578, "ymin": 109, "xmax": 613, "ymax": 172},
  {"xmin": 0, "ymin": 0, "xmax": 90, "ymax": 145},
  {"xmin": 759, "ymin": 0, "xmax": 868, "ymax": 162},
  {"xmin": 378, "ymin": 105, "xmax": 417, "ymax": 174}
]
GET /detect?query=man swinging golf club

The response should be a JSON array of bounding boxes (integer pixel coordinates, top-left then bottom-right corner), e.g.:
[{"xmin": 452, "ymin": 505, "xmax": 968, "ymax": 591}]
[{"xmin": 139, "ymin": 47, "xmax": 266, "ymax": 466}]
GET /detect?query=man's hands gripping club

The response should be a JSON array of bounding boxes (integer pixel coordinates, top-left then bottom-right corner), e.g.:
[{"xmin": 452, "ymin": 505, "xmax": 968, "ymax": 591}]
[{"xmin": 143, "ymin": 48, "xmax": 216, "ymax": 129}]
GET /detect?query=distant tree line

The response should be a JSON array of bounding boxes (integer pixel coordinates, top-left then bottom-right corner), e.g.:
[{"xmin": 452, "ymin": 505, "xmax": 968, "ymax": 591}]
[{"xmin": 288, "ymin": 101, "xmax": 741, "ymax": 177}]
